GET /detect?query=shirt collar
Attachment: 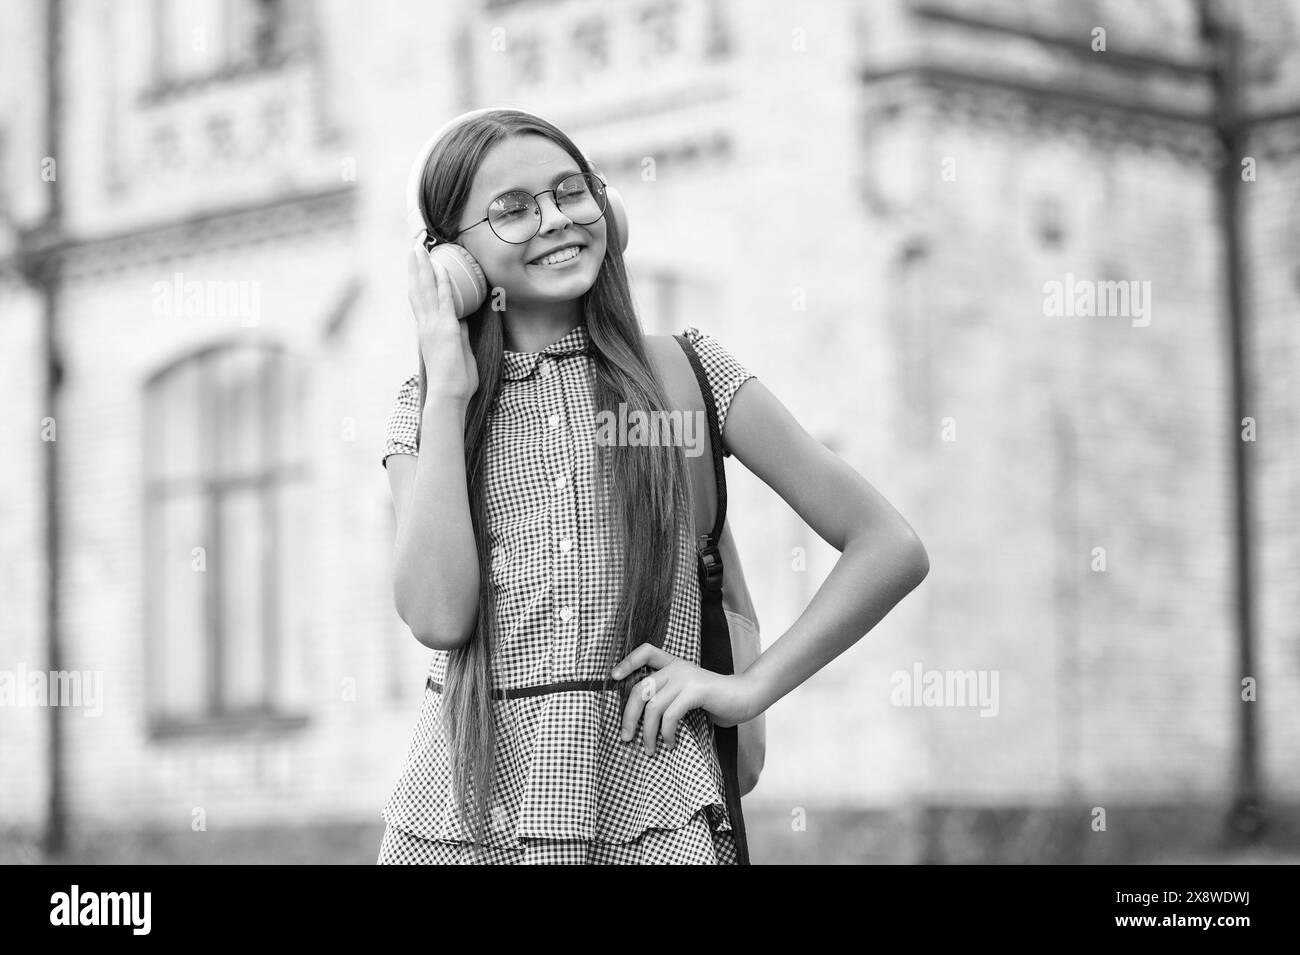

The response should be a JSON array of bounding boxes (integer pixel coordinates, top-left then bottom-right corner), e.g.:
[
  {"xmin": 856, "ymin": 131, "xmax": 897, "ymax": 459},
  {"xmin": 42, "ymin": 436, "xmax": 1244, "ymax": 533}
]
[{"xmin": 501, "ymin": 322, "xmax": 590, "ymax": 381}]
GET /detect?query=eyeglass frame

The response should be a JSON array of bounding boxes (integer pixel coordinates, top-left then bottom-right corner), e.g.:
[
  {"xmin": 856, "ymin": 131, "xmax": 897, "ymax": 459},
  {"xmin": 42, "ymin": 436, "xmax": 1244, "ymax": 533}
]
[{"xmin": 428, "ymin": 172, "xmax": 610, "ymax": 249}]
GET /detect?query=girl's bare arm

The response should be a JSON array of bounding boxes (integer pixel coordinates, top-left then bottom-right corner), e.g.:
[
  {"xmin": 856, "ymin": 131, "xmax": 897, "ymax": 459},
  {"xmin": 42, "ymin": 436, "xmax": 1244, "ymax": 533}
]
[
  {"xmin": 387, "ymin": 248, "xmax": 482, "ymax": 650},
  {"xmin": 386, "ymin": 398, "xmax": 479, "ymax": 651},
  {"xmin": 723, "ymin": 378, "xmax": 930, "ymax": 718}
]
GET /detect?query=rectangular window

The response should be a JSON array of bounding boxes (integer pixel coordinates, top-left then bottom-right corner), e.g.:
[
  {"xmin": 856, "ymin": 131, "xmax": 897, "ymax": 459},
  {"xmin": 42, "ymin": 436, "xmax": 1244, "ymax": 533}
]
[
  {"xmin": 144, "ymin": 343, "xmax": 309, "ymax": 735},
  {"xmin": 151, "ymin": 0, "xmax": 311, "ymax": 87}
]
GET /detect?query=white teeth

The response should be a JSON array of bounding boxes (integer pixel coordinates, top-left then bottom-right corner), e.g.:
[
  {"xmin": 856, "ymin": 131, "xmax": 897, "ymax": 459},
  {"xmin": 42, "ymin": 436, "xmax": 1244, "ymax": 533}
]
[{"xmin": 534, "ymin": 246, "xmax": 581, "ymax": 266}]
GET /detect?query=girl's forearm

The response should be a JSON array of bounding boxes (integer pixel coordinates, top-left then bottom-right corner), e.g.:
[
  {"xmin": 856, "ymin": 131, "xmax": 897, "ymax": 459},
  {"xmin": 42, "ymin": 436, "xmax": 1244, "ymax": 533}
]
[
  {"xmin": 740, "ymin": 531, "xmax": 929, "ymax": 719},
  {"xmin": 392, "ymin": 398, "xmax": 480, "ymax": 649}
]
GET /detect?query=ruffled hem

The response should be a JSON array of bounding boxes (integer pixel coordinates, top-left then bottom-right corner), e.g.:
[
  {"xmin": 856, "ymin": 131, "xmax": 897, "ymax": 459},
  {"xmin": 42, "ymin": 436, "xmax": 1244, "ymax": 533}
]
[
  {"xmin": 381, "ymin": 680, "xmax": 733, "ymax": 850},
  {"xmin": 377, "ymin": 806, "xmax": 737, "ymax": 864}
]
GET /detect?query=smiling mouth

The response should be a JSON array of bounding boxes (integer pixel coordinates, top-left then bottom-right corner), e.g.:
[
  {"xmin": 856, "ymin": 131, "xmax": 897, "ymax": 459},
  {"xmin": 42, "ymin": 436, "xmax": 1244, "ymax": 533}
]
[{"xmin": 528, "ymin": 244, "xmax": 585, "ymax": 266}]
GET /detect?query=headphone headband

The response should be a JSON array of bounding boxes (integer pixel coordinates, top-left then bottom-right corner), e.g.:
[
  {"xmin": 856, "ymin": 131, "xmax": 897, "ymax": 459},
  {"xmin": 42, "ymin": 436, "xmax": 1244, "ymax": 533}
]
[{"xmin": 405, "ymin": 105, "xmax": 578, "ymax": 243}]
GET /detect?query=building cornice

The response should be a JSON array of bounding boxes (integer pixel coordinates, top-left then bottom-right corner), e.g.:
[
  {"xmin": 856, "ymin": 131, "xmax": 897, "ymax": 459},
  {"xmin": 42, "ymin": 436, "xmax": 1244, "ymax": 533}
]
[
  {"xmin": 860, "ymin": 63, "xmax": 1300, "ymax": 162},
  {"xmin": 6, "ymin": 185, "xmax": 356, "ymax": 285},
  {"xmin": 859, "ymin": 1, "xmax": 1300, "ymax": 160}
]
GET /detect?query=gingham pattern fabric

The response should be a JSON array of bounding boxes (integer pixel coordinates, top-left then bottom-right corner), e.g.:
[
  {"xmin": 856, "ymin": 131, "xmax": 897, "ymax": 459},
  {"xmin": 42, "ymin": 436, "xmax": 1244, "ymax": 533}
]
[
  {"xmin": 377, "ymin": 807, "xmax": 738, "ymax": 865},
  {"xmin": 377, "ymin": 324, "xmax": 755, "ymax": 864}
]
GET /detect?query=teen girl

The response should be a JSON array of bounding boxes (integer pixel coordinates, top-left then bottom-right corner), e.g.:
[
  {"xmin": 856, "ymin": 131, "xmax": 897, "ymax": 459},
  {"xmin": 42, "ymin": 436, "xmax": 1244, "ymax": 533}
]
[{"xmin": 376, "ymin": 108, "xmax": 929, "ymax": 865}]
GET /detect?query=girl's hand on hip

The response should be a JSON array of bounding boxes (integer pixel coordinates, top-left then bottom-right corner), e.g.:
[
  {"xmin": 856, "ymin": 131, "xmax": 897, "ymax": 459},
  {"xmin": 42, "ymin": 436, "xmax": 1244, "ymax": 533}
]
[
  {"xmin": 611, "ymin": 645, "xmax": 756, "ymax": 757},
  {"xmin": 408, "ymin": 240, "xmax": 478, "ymax": 407}
]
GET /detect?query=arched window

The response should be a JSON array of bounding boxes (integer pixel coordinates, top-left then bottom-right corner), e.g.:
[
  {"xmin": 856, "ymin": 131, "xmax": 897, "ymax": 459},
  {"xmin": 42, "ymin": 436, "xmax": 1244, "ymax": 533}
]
[{"xmin": 143, "ymin": 341, "xmax": 310, "ymax": 733}]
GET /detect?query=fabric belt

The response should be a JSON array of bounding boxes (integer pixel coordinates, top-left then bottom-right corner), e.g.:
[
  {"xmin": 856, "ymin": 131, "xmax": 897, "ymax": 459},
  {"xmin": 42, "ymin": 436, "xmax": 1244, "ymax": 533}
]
[{"xmin": 425, "ymin": 675, "xmax": 621, "ymax": 699}]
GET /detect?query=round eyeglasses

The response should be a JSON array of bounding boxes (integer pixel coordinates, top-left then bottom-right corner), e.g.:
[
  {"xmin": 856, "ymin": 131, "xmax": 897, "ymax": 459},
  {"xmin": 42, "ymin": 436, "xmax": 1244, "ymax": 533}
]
[{"xmin": 450, "ymin": 172, "xmax": 609, "ymax": 246}]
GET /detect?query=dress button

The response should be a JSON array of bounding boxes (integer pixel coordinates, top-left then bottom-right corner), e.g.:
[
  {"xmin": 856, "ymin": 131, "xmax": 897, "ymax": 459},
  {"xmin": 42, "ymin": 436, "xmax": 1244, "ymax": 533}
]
[
  {"xmin": 538, "ymin": 359, "xmax": 553, "ymax": 378},
  {"xmin": 559, "ymin": 538, "xmax": 573, "ymax": 553},
  {"xmin": 554, "ymin": 474, "xmax": 567, "ymax": 490},
  {"xmin": 559, "ymin": 606, "xmax": 575, "ymax": 622},
  {"xmin": 548, "ymin": 413, "xmax": 560, "ymax": 429}
]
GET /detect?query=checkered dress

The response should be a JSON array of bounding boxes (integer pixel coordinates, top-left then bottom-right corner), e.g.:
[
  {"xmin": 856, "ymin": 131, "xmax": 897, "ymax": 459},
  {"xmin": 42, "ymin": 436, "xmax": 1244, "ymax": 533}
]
[{"xmin": 376, "ymin": 324, "xmax": 754, "ymax": 865}]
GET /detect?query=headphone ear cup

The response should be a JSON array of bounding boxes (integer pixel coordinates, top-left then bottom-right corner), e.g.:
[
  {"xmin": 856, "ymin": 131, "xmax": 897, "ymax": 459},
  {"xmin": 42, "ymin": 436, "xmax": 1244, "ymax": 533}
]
[
  {"xmin": 583, "ymin": 155, "xmax": 629, "ymax": 255},
  {"xmin": 603, "ymin": 183, "xmax": 630, "ymax": 254},
  {"xmin": 427, "ymin": 242, "xmax": 488, "ymax": 319}
]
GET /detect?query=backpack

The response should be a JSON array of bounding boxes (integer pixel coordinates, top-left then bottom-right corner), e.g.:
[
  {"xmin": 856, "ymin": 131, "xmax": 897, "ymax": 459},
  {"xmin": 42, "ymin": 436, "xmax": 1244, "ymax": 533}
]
[{"xmin": 644, "ymin": 332, "xmax": 764, "ymax": 866}]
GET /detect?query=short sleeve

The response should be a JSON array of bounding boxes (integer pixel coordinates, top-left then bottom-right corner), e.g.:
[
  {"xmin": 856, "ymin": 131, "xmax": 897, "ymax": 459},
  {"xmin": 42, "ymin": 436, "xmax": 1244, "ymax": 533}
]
[
  {"xmin": 681, "ymin": 327, "xmax": 756, "ymax": 458},
  {"xmin": 381, "ymin": 373, "xmax": 421, "ymax": 468}
]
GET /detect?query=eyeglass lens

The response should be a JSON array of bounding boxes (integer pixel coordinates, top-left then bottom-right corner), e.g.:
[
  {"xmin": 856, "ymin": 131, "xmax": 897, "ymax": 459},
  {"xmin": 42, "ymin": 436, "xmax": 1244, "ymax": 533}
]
[{"xmin": 487, "ymin": 173, "xmax": 607, "ymax": 244}]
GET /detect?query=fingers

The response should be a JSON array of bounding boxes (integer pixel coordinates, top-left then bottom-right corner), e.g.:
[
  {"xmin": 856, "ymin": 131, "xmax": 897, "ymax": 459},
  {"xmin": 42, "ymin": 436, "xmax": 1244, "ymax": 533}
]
[
  {"xmin": 411, "ymin": 253, "xmax": 463, "ymax": 352},
  {"xmin": 409, "ymin": 242, "xmax": 435, "ymax": 317},
  {"xmin": 416, "ymin": 240, "xmax": 433, "ymax": 292},
  {"xmin": 619, "ymin": 672, "xmax": 657, "ymax": 743},
  {"xmin": 614, "ymin": 645, "xmax": 678, "ymax": 749},
  {"xmin": 407, "ymin": 247, "xmax": 421, "ymax": 310},
  {"xmin": 431, "ymin": 258, "xmax": 454, "ymax": 324},
  {"xmin": 459, "ymin": 316, "xmax": 477, "ymax": 387},
  {"xmin": 410, "ymin": 241, "xmax": 455, "ymax": 325},
  {"xmin": 616, "ymin": 655, "xmax": 693, "ymax": 757},
  {"xmin": 611, "ymin": 643, "xmax": 670, "ymax": 681},
  {"xmin": 640, "ymin": 681, "xmax": 684, "ymax": 757},
  {"xmin": 658, "ymin": 693, "xmax": 694, "ymax": 753}
]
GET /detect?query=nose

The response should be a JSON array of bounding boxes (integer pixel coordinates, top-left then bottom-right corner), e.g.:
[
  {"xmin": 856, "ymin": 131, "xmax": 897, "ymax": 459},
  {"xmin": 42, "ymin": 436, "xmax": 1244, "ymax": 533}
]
[{"xmin": 536, "ymin": 190, "xmax": 573, "ymax": 235}]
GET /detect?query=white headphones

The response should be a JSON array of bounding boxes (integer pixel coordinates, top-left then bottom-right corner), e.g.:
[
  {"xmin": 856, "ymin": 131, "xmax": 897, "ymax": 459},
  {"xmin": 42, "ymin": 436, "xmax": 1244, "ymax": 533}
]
[{"xmin": 403, "ymin": 106, "xmax": 630, "ymax": 319}]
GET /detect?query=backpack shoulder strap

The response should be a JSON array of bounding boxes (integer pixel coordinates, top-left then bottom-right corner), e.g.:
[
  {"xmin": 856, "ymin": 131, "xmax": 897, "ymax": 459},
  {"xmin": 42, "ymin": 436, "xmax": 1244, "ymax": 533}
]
[
  {"xmin": 670, "ymin": 333, "xmax": 727, "ymax": 543},
  {"xmin": 642, "ymin": 334, "xmax": 724, "ymax": 547},
  {"xmin": 643, "ymin": 333, "xmax": 760, "ymax": 623}
]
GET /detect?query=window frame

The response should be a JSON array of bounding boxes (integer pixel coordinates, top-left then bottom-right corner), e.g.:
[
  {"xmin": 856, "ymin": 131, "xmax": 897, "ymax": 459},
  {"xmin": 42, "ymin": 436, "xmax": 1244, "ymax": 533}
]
[
  {"xmin": 142, "ymin": 339, "xmax": 310, "ymax": 739},
  {"xmin": 144, "ymin": 0, "xmax": 314, "ymax": 102}
]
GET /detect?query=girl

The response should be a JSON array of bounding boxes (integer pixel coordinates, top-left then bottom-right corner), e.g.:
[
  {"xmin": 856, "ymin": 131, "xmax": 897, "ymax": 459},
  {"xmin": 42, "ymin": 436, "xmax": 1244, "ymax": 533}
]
[{"xmin": 376, "ymin": 109, "xmax": 929, "ymax": 865}]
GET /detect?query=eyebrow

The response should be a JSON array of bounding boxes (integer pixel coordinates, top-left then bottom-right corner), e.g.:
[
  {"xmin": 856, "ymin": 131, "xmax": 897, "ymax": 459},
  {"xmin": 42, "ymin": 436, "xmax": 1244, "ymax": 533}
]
[{"xmin": 491, "ymin": 167, "xmax": 583, "ymax": 197}]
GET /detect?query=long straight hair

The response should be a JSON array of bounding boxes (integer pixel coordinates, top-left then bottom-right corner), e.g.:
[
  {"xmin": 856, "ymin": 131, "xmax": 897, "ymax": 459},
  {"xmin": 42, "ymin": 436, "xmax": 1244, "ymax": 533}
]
[{"xmin": 413, "ymin": 109, "xmax": 690, "ymax": 849}]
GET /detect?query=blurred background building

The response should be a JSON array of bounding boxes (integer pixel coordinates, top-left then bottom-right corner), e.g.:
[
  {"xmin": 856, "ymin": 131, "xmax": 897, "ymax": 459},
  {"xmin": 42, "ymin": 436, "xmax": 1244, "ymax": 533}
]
[{"xmin": 1, "ymin": 0, "xmax": 1298, "ymax": 863}]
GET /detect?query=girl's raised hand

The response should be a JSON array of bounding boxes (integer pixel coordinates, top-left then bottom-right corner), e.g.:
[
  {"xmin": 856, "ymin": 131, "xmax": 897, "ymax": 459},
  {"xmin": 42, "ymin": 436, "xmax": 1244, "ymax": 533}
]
[
  {"xmin": 408, "ymin": 240, "xmax": 478, "ymax": 408},
  {"xmin": 611, "ymin": 645, "xmax": 759, "ymax": 757}
]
